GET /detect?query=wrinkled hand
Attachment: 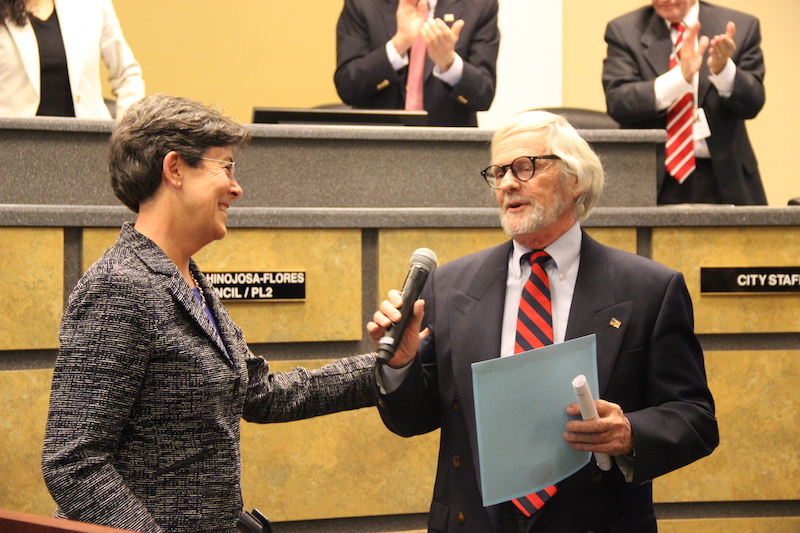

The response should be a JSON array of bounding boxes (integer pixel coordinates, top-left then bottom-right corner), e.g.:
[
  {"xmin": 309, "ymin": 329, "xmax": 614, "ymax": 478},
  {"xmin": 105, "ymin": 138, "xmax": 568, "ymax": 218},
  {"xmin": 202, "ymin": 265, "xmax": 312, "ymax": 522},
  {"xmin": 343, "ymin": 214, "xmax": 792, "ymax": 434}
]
[
  {"xmin": 393, "ymin": 0, "xmax": 429, "ymax": 56},
  {"xmin": 563, "ymin": 399, "xmax": 635, "ymax": 457},
  {"xmin": 679, "ymin": 21, "xmax": 709, "ymax": 83},
  {"xmin": 421, "ymin": 18, "xmax": 464, "ymax": 72},
  {"xmin": 367, "ymin": 289, "xmax": 428, "ymax": 369},
  {"xmin": 708, "ymin": 21, "xmax": 736, "ymax": 75}
]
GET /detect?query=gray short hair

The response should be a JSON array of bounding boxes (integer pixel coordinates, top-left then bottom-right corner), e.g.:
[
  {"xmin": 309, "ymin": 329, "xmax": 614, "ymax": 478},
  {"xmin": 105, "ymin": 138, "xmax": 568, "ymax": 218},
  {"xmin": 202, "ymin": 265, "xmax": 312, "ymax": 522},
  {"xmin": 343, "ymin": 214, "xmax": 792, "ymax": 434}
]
[
  {"xmin": 491, "ymin": 111, "xmax": 605, "ymax": 220},
  {"xmin": 109, "ymin": 94, "xmax": 251, "ymax": 212}
]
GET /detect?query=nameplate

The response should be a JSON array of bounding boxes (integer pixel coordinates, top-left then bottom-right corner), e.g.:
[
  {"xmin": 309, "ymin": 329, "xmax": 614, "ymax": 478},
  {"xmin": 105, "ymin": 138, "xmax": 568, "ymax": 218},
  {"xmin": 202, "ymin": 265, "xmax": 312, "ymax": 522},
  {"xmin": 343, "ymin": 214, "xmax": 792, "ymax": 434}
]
[
  {"xmin": 204, "ymin": 271, "xmax": 305, "ymax": 301},
  {"xmin": 700, "ymin": 267, "xmax": 800, "ymax": 294}
]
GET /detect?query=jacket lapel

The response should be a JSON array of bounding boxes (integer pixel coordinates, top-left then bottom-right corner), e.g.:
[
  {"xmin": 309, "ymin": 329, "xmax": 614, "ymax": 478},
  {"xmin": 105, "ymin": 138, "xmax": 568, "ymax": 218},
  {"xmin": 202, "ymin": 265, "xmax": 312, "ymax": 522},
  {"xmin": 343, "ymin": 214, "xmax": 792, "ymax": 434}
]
[
  {"xmin": 449, "ymin": 241, "xmax": 511, "ymax": 493},
  {"xmin": 641, "ymin": 11, "xmax": 672, "ymax": 78},
  {"xmin": 696, "ymin": 3, "xmax": 726, "ymax": 106},
  {"xmin": 173, "ymin": 266, "xmax": 233, "ymax": 368},
  {"xmin": 123, "ymin": 225, "xmax": 234, "ymax": 368},
  {"xmin": 565, "ymin": 232, "xmax": 631, "ymax": 396},
  {"xmin": 53, "ymin": 0, "xmax": 86, "ymax": 97},
  {"xmin": 381, "ymin": 0, "xmax": 398, "ymax": 38},
  {"xmin": 5, "ymin": 17, "xmax": 40, "ymax": 94}
]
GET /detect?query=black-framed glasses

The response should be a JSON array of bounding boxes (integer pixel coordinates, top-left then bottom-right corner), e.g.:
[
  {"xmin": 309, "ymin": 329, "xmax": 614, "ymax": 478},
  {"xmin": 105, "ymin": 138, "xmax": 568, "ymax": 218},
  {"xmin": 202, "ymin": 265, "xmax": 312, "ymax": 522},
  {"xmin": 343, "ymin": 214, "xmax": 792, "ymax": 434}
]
[
  {"xmin": 201, "ymin": 157, "xmax": 236, "ymax": 181},
  {"xmin": 481, "ymin": 155, "xmax": 561, "ymax": 189}
]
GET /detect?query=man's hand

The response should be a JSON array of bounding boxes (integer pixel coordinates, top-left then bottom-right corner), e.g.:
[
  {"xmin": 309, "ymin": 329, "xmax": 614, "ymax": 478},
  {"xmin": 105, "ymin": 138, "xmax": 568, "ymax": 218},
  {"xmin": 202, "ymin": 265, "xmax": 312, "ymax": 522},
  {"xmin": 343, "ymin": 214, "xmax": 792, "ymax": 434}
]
[
  {"xmin": 421, "ymin": 18, "xmax": 465, "ymax": 72},
  {"xmin": 367, "ymin": 289, "xmax": 427, "ymax": 368},
  {"xmin": 708, "ymin": 21, "xmax": 736, "ymax": 75},
  {"xmin": 679, "ymin": 21, "xmax": 709, "ymax": 83},
  {"xmin": 563, "ymin": 399, "xmax": 635, "ymax": 457},
  {"xmin": 393, "ymin": 0, "xmax": 429, "ymax": 56}
]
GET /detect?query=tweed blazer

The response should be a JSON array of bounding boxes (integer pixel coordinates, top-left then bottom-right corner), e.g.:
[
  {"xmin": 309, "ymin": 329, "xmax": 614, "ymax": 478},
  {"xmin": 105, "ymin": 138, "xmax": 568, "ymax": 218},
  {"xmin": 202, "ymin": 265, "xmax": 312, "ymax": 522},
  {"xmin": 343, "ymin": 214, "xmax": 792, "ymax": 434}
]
[
  {"xmin": 42, "ymin": 223, "xmax": 377, "ymax": 533},
  {"xmin": 602, "ymin": 1, "xmax": 767, "ymax": 205},
  {"xmin": 376, "ymin": 232, "xmax": 718, "ymax": 532},
  {"xmin": 334, "ymin": 0, "xmax": 499, "ymax": 127}
]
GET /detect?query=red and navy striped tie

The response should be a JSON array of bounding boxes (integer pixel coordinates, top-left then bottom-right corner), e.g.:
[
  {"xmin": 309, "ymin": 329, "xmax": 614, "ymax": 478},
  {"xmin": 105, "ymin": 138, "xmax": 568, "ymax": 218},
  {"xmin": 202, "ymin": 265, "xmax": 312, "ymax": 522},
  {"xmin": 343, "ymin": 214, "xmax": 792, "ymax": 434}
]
[{"xmin": 511, "ymin": 250, "xmax": 557, "ymax": 516}]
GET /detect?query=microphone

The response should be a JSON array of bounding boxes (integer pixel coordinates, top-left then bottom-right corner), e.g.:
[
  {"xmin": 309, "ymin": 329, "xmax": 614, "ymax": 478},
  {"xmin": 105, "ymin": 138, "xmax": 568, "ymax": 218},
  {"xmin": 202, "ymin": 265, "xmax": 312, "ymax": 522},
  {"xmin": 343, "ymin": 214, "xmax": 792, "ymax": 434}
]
[{"xmin": 377, "ymin": 248, "xmax": 437, "ymax": 363}]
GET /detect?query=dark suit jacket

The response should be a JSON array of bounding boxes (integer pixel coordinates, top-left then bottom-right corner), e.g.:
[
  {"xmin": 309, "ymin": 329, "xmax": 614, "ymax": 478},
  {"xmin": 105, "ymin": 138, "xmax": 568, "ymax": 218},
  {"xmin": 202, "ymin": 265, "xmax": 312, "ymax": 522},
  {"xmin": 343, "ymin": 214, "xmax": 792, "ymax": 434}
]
[
  {"xmin": 376, "ymin": 232, "xmax": 718, "ymax": 533},
  {"xmin": 42, "ymin": 223, "xmax": 376, "ymax": 533},
  {"xmin": 602, "ymin": 1, "xmax": 767, "ymax": 205},
  {"xmin": 334, "ymin": 0, "xmax": 499, "ymax": 127}
]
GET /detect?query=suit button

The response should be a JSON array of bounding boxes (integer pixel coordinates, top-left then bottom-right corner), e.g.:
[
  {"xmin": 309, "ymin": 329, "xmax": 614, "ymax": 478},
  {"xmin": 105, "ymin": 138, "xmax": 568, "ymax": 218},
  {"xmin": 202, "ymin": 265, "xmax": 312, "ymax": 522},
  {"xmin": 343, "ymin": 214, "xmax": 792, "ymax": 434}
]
[
  {"xmin": 453, "ymin": 455, "xmax": 461, "ymax": 467},
  {"xmin": 591, "ymin": 469, "xmax": 603, "ymax": 483},
  {"xmin": 452, "ymin": 398, "xmax": 461, "ymax": 410},
  {"xmin": 456, "ymin": 512, "xmax": 465, "ymax": 525}
]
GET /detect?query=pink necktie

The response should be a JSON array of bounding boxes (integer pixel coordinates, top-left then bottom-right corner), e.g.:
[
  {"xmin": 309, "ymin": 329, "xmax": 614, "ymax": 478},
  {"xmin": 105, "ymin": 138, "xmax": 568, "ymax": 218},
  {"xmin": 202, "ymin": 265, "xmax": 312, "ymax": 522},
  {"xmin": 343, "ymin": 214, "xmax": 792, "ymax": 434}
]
[
  {"xmin": 665, "ymin": 22, "xmax": 696, "ymax": 183},
  {"xmin": 404, "ymin": 4, "xmax": 428, "ymax": 111},
  {"xmin": 511, "ymin": 251, "xmax": 557, "ymax": 516}
]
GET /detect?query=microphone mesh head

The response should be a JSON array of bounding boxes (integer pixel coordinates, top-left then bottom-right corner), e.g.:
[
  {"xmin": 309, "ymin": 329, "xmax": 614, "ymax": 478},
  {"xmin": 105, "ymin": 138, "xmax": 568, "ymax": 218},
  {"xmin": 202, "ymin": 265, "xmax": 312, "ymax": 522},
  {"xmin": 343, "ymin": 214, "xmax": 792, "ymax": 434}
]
[{"xmin": 410, "ymin": 248, "xmax": 437, "ymax": 273}]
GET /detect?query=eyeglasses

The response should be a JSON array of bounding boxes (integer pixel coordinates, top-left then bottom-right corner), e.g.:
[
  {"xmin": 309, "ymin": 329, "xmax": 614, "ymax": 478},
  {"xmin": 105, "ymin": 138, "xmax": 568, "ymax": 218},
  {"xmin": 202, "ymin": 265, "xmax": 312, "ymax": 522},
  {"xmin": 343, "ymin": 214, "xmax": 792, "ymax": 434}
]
[
  {"xmin": 481, "ymin": 155, "xmax": 561, "ymax": 189},
  {"xmin": 201, "ymin": 157, "xmax": 236, "ymax": 181}
]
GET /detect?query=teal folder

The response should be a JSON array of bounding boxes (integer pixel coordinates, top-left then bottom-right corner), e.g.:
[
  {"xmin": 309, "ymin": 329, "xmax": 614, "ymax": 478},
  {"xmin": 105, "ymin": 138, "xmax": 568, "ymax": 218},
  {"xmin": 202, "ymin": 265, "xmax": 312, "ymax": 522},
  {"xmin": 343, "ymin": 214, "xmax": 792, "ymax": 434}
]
[{"xmin": 471, "ymin": 334, "xmax": 599, "ymax": 506}]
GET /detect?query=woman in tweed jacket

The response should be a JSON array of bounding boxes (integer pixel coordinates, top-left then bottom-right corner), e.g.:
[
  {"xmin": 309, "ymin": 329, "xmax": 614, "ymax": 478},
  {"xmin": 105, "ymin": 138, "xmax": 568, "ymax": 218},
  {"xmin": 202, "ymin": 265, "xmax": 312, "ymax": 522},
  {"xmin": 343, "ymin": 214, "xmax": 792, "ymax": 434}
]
[{"xmin": 41, "ymin": 94, "xmax": 377, "ymax": 533}]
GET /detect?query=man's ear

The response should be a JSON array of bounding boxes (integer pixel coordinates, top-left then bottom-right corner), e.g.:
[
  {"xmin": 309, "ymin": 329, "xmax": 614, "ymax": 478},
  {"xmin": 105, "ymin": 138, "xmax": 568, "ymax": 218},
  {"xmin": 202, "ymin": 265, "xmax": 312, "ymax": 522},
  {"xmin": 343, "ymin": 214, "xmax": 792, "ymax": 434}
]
[
  {"xmin": 163, "ymin": 151, "xmax": 183, "ymax": 189},
  {"xmin": 568, "ymin": 172, "xmax": 583, "ymax": 200}
]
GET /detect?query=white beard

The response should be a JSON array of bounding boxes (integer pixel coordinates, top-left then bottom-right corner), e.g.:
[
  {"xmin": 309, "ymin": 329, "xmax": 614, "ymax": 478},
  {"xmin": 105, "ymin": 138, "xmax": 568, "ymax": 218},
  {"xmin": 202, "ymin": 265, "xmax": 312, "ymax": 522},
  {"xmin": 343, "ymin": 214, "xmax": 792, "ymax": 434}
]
[{"xmin": 499, "ymin": 191, "xmax": 569, "ymax": 237}]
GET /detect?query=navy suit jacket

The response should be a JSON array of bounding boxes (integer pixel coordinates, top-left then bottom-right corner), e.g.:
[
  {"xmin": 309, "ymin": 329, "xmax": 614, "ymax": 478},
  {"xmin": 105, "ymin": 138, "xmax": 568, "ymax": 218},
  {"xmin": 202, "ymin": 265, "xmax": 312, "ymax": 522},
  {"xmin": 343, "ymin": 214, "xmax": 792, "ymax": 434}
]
[
  {"xmin": 334, "ymin": 0, "xmax": 499, "ymax": 127},
  {"xmin": 376, "ymin": 232, "xmax": 718, "ymax": 532},
  {"xmin": 603, "ymin": 1, "xmax": 767, "ymax": 205}
]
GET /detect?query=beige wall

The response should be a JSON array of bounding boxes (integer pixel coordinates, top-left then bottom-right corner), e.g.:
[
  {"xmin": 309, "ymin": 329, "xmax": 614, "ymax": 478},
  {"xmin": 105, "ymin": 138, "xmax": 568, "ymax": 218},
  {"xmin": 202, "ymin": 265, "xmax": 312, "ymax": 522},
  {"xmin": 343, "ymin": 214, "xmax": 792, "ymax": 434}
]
[
  {"xmin": 107, "ymin": 0, "xmax": 798, "ymax": 203},
  {"xmin": 109, "ymin": 0, "xmax": 345, "ymax": 123}
]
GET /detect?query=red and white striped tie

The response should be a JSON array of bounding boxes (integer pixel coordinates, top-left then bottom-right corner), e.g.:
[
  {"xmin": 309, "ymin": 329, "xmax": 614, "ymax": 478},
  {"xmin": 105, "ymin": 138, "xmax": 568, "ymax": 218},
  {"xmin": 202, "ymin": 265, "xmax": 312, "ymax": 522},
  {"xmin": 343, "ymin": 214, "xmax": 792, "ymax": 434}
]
[{"xmin": 665, "ymin": 22, "xmax": 695, "ymax": 183}]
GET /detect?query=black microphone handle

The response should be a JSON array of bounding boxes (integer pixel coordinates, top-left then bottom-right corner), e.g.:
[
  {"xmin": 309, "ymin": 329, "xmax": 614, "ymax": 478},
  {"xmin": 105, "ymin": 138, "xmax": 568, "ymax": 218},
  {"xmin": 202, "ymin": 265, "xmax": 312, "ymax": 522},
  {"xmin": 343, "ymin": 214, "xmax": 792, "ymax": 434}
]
[{"xmin": 377, "ymin": 265, "xmax": 430, "ymax": 363}]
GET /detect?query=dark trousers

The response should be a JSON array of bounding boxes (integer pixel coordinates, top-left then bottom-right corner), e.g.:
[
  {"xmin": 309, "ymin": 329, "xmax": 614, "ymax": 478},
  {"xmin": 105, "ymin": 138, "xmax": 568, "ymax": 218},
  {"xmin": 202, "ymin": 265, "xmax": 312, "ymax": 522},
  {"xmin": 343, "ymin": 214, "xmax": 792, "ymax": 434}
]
[{"xmin": 658, "ymin": 158, "xmax": 723, "ymax": 205}]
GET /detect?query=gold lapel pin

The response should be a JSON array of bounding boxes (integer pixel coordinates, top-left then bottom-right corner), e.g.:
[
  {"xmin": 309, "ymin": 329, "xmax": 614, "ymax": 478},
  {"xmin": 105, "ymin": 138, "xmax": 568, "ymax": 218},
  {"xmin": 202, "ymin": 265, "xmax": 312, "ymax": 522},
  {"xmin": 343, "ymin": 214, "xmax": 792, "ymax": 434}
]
[
  {"xmin": 444, "ymin": 13, "xmax": 455, "ymax": 22},
  {"xmin": 610, "ymin": 318, "xmax": 621, "ymax": 329}
]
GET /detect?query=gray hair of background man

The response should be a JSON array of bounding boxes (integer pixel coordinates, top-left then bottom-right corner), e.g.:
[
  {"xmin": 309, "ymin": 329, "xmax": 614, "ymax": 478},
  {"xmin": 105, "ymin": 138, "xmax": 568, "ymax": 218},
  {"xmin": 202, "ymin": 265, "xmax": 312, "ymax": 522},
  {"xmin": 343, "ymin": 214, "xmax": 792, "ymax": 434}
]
[
  {"xmin": 109, "ymin": 93, "xmax": 251, "ymax": 213},
  {"xmin": 491, "ymin": 111, "xmax": 605, "ymax": 221}
]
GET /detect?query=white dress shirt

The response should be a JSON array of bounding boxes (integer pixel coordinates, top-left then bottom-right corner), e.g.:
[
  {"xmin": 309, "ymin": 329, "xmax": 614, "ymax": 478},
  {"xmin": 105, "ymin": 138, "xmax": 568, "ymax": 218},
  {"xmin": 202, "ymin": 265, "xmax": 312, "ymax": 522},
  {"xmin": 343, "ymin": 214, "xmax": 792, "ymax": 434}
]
[{"xmin": 499, "ymin": 222, "xmax": 582, "ymax": 357}]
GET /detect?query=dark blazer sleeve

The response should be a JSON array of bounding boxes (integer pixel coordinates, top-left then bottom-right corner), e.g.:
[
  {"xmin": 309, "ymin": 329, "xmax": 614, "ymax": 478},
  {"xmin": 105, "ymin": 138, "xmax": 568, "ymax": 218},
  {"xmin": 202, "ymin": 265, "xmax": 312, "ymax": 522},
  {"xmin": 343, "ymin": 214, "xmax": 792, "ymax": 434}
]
[
  {"xmin": 602, "ymin": 8, "xmax": 664, "ymax": 126},
  {"xmin": 621, "ymin": 270, "xmax": 719, "ymax": 484},
  {"xmin": 373, "ymin": 272, "xmax": 443, "ymax": 437},
  {"xmin": 242, "ymin": 352, "xmax": 377, "ymax": 424},
  {"xmin": 334, "ymin": 0, "xmax": 405, "ymax": 107},
  {"xmin": 440, "ymin": 0, "xmax": 499, "ymax": 113},
  {"xmin": 701, "ymin": 5, "xmax": 765, "ymax": 120}
]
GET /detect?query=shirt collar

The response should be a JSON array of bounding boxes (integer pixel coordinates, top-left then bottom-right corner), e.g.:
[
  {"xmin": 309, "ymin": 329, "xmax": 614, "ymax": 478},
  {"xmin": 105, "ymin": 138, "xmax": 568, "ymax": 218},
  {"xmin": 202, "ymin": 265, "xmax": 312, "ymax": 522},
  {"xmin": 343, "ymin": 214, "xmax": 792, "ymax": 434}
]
[
  {"xmin": 662, "ymin": 1, "xmax": 700, "ymax": 30},
  {"xmin": 510, "ymin": 222, "xmax": 582, "ymax": 277}
]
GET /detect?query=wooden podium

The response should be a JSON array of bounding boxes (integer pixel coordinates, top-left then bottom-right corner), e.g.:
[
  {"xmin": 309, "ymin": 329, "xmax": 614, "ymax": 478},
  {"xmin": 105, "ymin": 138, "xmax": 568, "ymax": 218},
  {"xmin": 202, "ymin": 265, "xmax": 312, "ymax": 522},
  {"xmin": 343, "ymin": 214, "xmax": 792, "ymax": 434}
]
[{"xmin": 0, "ymin": 509, "xmax": 137, "ymax": 533}]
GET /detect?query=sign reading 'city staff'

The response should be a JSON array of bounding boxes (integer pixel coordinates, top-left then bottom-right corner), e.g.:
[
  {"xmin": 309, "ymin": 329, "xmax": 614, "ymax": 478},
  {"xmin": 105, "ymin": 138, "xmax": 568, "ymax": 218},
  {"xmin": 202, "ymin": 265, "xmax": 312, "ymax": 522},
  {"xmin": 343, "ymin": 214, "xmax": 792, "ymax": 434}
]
[
  {"xmin": 204, "ymin": 271, "xmax": 305, "ymax": 301},
  {"xmin": 700, "ymin": 267, "xmax": 800, "ymax": 294}
]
